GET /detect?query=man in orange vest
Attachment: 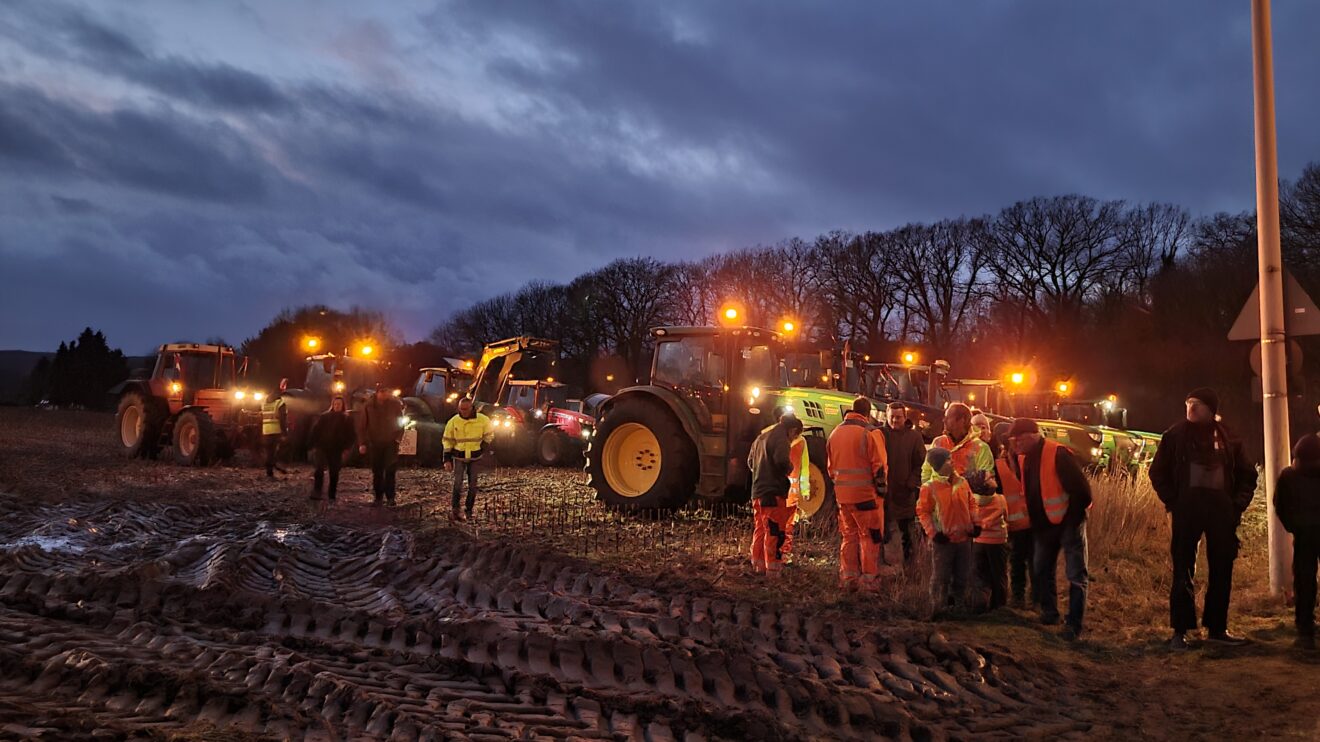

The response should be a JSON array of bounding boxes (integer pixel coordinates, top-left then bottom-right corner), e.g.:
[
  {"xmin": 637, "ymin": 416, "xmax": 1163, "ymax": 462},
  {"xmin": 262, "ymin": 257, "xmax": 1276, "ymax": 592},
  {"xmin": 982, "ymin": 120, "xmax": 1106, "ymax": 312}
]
[
  {"xmin": 918, "ymin": 446, "xmax": 978, "ymax": 610},
  {"xmin": 994, "ymin": 422, "xmax": 1036, "ymax": 608},
  {"xmin": 923, "ymin": 403, "xmax": 996, "ymax": 491},
  {"xmin": 1007, "ymin": 418, "xmax": 1093, "ymax": 640},
  {"xmin": 748, "ymin": 414, "xmax": 804, "ymax": 578},
  {"xmin": 828, "ymin": 397, "xmax": 888, "ymax": 591}
]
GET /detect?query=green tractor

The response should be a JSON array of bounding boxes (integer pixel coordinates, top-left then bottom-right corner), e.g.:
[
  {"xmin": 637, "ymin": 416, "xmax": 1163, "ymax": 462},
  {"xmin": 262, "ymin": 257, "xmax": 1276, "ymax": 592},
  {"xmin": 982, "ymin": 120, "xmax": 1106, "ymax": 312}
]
[{"xmin": 586, "ymin": 325, "xmax": 878, "ymax": 517}]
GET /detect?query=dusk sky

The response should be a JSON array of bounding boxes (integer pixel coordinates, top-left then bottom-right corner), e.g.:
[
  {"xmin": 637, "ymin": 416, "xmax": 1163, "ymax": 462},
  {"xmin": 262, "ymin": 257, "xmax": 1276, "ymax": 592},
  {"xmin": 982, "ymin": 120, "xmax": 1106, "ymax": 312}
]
[{"xmin": 3, "ymin": 1, "xmax": 1320, "ymax": 353}]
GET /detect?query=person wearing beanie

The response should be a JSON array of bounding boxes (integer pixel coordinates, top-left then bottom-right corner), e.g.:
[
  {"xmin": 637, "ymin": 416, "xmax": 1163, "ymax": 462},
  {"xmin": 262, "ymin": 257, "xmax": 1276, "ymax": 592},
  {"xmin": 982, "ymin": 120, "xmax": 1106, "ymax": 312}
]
[
  {"xmin": 972, "ymin": 481, "xmax": 1010, "ymax": 611},
  {"xmin": 1275, "ymin": 434, "xmax": 1320, "ymax": 650},
  {"xmin": 918, "ymin": 446, "xmax": 978, "ymax": 613},
  {"xmin": 1007, "ymin": 416, "xmax": 1093, "ymax": 640},
  {"xmin": 1150, "ymin": 387, "xmax": 1257, "ymax": 650}
]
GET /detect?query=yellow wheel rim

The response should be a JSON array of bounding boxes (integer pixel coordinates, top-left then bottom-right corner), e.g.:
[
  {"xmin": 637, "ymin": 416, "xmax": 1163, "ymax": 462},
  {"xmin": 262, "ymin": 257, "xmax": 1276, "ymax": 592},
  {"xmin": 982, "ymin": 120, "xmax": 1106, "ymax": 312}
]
[
  {"xmin": 797, "ymin": 463, "xmax": 828, "ymax": 518},
  {"xmin": 602, "ymin": 422, "xmax": 661, "ymax": 497},
  {"xmin": 120, "ymin": 406, "xmax": 142, "ymax": 447}
]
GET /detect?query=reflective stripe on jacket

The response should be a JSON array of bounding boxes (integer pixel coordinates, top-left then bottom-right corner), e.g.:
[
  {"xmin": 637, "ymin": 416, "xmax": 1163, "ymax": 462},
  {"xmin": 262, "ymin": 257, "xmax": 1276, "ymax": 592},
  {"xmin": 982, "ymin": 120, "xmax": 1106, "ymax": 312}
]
[
  {"xmin": 917, "ymin": 474, "xmax": 976, "ymax": 542},
  {"xmin": 997, "ymin": 457, "xmax": 1031, "ymax": 531},
  {"xmin": 444, "ymin": 413, "xmax": 493, "ymax": 458},
  {"xmin": 827, "ymin": 413, "xmax": 887, "ymax": 504},
  {"xmin": 261, "ymin": 397, "xmax": 286, "ymax": 436},
  {"xmin": 973, "ymin": 493, "xmax": 1008, "ymax": 544}
]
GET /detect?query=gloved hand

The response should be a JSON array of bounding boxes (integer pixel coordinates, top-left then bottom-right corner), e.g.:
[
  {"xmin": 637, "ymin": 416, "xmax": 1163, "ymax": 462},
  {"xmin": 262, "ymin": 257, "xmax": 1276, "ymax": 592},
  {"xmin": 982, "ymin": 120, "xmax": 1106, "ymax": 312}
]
[
  {"xmin": 933, "ymin": 532, "xmax": 951, "ymax": 545},
  {"xmin": 971, "ymin": 525, "xmax": 983, "ymax": 538}
]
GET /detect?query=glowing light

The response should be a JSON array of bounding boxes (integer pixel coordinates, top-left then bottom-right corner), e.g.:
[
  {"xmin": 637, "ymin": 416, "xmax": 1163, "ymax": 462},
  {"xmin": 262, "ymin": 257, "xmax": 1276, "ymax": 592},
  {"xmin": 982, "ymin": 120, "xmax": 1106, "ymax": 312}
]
[
  {"xmin": 546, "ymin": 376, "xmax": 555, "ymax": 383},
  {"xmin": 1009, "ymin": 372, "xmax": 1025, "ymax": 386},
  {"xmin": 359, "ymin": 344, "xmax": 374, "ymax": 357},
  {"xmin": 392, "ymin": 389, "xmax": 401, "ymax": 397},
  {"xmin": 464, "ymin": 360, "xmax": 474, "ymax": 369},
  {"xmin": 234, "ymin": 391, "xmax": 246, "ymax": 400},
  {"xmin": 902, "ymin": 351, "xmax": 917, "ymax": 365},
  {"xmin": 253, "ymin": 392, "xmax": 266, "ymax": 402},
  {"xmin": 1107, "ymin": 393, "xmax": 1118, "ymax": 402},
  {"xmin": 1056, "ymin": 382, "xmax": 1071, "ymax": 395},
  {"xmin": 606, "ymin": 374, "xmax": 615, "ymax": 382},
  {"xmin": 750, "ymin": 386, "xmax": 761, "ymax": 399},
  {"xmin": 780, "ymin": 320, "xmax": 796, "ymax": 333},
  {"xmin": 303, "ymin": 337, "xmax": 320, "ymax": 351},
  {"xmin": 581, "ymin": 429, "xmax": 592, "ymax": 439},
  {"xmin": 170, "ymin": 382, "xmax": 182, "ymax": 394},
  {"xmin": 446, "ymin": 393, "xmax": 458, "ymax": 402},
  {"xmin": 723, "ymin": 307, "xmax": 739, "ymax": 321},
  {"xmin": 333, "ymin": 381, "xmax": 346, "ymax": 392},
  {"xmin": 967, "ymin": 392, "xmax": 976, "ymax": 402}
]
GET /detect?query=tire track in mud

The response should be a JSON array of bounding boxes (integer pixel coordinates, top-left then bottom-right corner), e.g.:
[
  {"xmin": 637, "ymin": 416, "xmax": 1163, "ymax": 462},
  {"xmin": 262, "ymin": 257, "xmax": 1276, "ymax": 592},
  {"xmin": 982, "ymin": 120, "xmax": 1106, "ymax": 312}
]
[{"xmin": 0, "ymin": 494, "xmax": 1093, "ymax": 740}]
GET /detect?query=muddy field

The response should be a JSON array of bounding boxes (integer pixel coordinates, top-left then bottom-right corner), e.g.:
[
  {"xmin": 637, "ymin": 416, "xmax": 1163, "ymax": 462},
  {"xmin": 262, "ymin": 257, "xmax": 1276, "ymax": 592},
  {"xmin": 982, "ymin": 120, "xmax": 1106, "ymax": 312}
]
[{"xmin": 0, "ymin": 409, "xmax": 1317, "ymax": 740}]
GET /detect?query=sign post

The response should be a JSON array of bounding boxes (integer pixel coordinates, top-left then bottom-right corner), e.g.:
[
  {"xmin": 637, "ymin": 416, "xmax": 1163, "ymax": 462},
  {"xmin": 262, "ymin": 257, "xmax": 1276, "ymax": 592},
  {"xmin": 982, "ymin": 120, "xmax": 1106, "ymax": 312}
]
[{"xmin": 1249, "ymin": 0, "xmax": 1290, "ymax": 596}]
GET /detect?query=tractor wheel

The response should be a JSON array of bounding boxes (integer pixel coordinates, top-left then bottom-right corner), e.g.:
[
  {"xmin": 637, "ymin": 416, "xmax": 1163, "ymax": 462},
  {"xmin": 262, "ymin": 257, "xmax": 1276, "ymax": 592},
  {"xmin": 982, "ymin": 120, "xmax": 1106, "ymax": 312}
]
[
  {"xmin": 586, "ymin": 397, "xmax": 696, "ymax": 512},
  {"xmin": 115, "ymin": 391, "xmax": 162, "ymax": 459},
  {"xmin": 173, "ymin": 409, "xmax": 217, "ymax": 466},
  {"xmin": 795, "ymin": 436, "xmax": 836, "ymax": 525},
  {"xmin": 537, "ymin": 429, "xmax": 568, "ymax": 467}
]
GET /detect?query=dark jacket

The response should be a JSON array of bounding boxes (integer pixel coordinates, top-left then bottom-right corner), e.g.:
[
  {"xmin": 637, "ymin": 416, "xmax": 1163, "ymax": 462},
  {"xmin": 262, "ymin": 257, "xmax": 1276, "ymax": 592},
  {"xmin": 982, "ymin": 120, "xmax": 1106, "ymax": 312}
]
[
  {"xmin": 748, "ymin": 423, "xmax": 794, "ymax": 506},
  {"xmin": 1149, "ymin": 420, "xmax": 1257, "ymax": 514},
  {"xmin": 358, "ymin": 395, "xmax": 405, "ymax": 447},
  {"xmin": 1275, "ymin": 463, "xmax": 1320, "ymax": 533},
  {"xmin": 1017, "ymin": 437, "xmax": 1093, "ymax": 527},
  {"xmin": 883, "ymin": 422, "xmax": 926, "ymax": 520},
  {"xmin": 309, "ymin": 410, "xmax": 355, "ymax": 456}
]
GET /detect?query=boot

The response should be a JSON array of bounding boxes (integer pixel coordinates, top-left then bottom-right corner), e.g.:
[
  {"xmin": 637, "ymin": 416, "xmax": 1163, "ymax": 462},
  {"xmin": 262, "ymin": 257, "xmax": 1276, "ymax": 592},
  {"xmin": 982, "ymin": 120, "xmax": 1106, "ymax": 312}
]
[
  {"xmin": 1168, "ymin": 632, "xmax": 1191, "ymax": 651},
  {"xmin": 1206, "ymin": 630, "xmax": 1249, "ymax": 646},
  {"xmin": 450, "ymin": 508, "xmax": 461, "ymax": 522}
]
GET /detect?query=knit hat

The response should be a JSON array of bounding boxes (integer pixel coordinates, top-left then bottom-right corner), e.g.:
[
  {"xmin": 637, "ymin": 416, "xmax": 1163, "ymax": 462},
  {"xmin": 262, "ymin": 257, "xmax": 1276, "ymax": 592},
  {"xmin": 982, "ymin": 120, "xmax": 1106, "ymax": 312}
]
[
  {"xmin": 1007, "ymin": 418, "xmax": 1039, "ymax": 438},
  {"xmin": 993, "ymin": 422, "xmax": 1012, "ymax": 445},
  {"xmin": 1293, "ymin": 433, "xmax": 1320, "ymax": 465},
  {"xmin": 926, "ymin": 446, "xmax": 952, "ymax": 472},
  {"xmin": 1186, "ymin": 387, "xmax": 1219, "ymax": 416}
]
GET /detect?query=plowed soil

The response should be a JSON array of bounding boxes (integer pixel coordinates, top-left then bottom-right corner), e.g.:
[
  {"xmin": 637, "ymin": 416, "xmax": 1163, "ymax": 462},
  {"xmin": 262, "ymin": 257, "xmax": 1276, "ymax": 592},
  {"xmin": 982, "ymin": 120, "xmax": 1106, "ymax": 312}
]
[{"xmin": 1, "ymin": 409, "xmax": 1318, "ymax": 741}]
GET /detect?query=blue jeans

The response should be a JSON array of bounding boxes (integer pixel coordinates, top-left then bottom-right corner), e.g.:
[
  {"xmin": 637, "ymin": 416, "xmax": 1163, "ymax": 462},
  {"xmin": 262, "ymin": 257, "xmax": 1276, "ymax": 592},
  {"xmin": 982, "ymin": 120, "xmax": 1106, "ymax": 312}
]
[{"xmin": 1033, "ymin": 519, "xmax": 1089, "ymax": 629}]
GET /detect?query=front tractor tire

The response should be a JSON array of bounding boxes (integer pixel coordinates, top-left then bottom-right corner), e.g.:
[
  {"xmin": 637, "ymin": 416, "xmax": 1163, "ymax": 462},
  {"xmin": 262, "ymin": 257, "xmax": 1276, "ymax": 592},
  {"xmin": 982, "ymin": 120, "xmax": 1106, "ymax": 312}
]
[
  {"xmin": 537, "ymin": 428, "xmax": 568, "ymax": 467},
  {"xmin": 173, "ymin": 409, "xmax": 217, "ymax": 466},
  {"xmin": 794, "ymin": 435, "xmax": 836, "ymax": 525},
  {"xmin": 586, "ymin": 397, "xmax": 696, "ymax": 512},
  {"xmin": 115, "ymin": 391, "xmax": 162, "ymax": 459}
]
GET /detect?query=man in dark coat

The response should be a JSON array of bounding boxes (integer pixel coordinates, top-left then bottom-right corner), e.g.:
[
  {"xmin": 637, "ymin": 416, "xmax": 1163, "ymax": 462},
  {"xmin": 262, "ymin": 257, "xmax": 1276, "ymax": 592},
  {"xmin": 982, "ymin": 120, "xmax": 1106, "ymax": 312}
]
[
  {"xmin": 883, "ymin": 402, "xmax": 927, "ymax": 564},
  {"xmin": 309, "ymin": 396, "xmax": 354, "ymax": 502},
  {"xmin": 1150, "ymin": 387, "xmax": 1258, "ymax": 649},
  {"xmin": 1275, "ymin": 433, "xmax": 1320, "ymax": 650},
  {"xmin": 357, "ymin": 384, "xmax": 406, "ymax": 506}
]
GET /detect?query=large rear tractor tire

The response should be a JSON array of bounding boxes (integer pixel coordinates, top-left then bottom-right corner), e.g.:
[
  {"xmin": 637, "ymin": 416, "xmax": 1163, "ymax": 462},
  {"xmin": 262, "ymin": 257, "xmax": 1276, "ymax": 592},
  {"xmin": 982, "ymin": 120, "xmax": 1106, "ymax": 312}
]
[
  {"xmin": 586, "ymin": 397, "xmax": 696, "ymax": 512},
  {"xmin": 795, "ymin": 435, "xmax": 836, "ymax": 526},
  {"xmin": 173, "ymin": 409, "xmax": 217, "ymax": 466},
  {"xmin": 115, "ymin": 391, "xmax": 163, "ymax": 459}
]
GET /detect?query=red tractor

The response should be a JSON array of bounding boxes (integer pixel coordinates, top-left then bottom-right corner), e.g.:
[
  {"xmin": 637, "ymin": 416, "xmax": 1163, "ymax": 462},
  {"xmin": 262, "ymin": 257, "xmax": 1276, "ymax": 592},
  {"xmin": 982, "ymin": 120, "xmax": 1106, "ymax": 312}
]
[{"xmin": 111, "ymin": 343, "xmax": 267, "ymax": 465}]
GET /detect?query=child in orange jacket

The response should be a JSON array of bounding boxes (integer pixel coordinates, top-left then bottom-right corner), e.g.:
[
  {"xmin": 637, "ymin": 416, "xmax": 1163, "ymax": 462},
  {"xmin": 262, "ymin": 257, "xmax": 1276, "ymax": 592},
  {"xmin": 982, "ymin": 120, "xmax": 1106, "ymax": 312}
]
[
  {"xmin": 972, "ymin": 489, "xmax": 1009, "ymax": 610},
  {"xmin": 918, "ymin": 447, "xmax": 978, "ymax": 611}
]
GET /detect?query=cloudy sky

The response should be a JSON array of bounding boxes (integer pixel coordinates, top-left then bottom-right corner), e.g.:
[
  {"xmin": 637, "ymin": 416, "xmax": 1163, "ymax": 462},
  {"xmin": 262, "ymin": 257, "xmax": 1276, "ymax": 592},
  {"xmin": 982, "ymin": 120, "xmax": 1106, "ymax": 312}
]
[{"xmin": 2, "ymin": 1, "xmax": 1320, "ymax": 352}]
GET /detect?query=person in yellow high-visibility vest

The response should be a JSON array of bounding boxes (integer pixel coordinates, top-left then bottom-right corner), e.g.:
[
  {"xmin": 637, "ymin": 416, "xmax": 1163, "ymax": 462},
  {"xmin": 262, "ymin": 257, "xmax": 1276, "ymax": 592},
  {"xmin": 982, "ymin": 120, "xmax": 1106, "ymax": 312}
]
[
  {"xmin": 443, "ymin": 398, "xmax": 494, "ymax": 521},
  {"xmin": 261, "ymin": 378, "xmax": 289, "ymax": 478}
]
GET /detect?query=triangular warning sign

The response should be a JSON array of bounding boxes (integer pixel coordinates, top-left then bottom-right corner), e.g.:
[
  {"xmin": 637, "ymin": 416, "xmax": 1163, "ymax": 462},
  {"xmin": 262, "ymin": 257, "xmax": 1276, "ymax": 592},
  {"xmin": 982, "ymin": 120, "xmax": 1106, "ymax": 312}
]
[{"xmin": 1228, "ymin": 268, "xmax": 1320, "ymax": 340}]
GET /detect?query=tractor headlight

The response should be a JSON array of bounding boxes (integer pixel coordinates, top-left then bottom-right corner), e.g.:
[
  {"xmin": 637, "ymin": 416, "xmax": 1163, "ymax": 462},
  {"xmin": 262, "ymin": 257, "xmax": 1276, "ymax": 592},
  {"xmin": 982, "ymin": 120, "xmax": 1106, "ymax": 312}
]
[
  {"xmin": 398, "ymin": 415, "xmax": 413, "ymax": 429},
  {"xmin": 581, "ymin": 429, "xmax": 592, "ymax": 439},
  {"xmin": 504, "ymin": 419, "xmax": 513, "ymax": 428},
  {"xmin": 170, "ymin": 382, "xmax": 182, "ymax": 394},
  {"xmin": 234, "ymin": 390, "xmax": 246, "ymax": 401},
  {"xmin": 334, "ymin": 381, "xmax": 346, "ymax": 393},
  {"xmin": 253, "ymin": 392, "xmax": 266, "ymax": 402},
  {"xmin": 1091, "ymin": 447, "xmax": 1103, "ymax": 459},
  {"xmin": 534, "ymin": 409, "xmax": 544, "ymax": 419},
  {"xmin": 446, "ymin": 393, "xmax": 458, "ymax": 402}
]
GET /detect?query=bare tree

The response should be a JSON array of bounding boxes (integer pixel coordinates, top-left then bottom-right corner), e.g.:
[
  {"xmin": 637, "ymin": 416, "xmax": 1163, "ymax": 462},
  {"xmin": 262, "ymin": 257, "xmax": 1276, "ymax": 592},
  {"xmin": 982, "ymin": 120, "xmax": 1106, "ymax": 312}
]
[
  {"xmin": 891, "ymin": 218, "xmax": 989, "ymax": 356},
  {"xmin": 813, "ymin": 230, "xmax": 903, "ymax": 348}
]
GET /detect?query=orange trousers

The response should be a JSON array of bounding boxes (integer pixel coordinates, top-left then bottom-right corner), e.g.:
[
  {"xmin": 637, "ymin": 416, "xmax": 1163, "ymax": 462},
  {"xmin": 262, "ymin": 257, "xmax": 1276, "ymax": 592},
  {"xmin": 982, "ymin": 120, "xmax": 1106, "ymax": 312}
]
[
  {"xmin": 750, "ymin": 499, "xmax": 797, "ymax": 576},
  {"xmin": 838, "ymin": 500, "xmax": 886, "ymax": 589}
]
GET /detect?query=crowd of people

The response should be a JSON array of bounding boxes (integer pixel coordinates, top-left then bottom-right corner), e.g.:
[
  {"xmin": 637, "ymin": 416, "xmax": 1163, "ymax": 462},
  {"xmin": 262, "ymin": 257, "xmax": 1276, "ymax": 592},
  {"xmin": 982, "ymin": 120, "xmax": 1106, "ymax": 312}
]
[
  {"xmin": 260, "ymin": 381, "xmax": 1320, "ymax": 651},
  {"xmin": 748, "ymin": 388, "xmax": 1320, "ymax": 651}
]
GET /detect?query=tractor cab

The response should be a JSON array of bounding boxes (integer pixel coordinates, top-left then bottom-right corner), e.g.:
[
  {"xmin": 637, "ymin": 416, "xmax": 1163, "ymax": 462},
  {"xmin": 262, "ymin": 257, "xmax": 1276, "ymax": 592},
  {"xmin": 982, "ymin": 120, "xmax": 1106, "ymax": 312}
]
[
  {"xmin": 406, "ymin": 358, "xmax": 474, "ymax": 420},
  {"xmin": 861, "ymin": 360, "xmax": 951, "ymax": 441},
  {"xmin": 468, "ymin": 336, "xmax": 561, "ymax": 413},
  {"xmin": 782, "ymin": 350, "xmax": 836, "ymax": 389},
  {"xmin": 302, "ymin": 353, "xmax": 389, "ymax": 401}
]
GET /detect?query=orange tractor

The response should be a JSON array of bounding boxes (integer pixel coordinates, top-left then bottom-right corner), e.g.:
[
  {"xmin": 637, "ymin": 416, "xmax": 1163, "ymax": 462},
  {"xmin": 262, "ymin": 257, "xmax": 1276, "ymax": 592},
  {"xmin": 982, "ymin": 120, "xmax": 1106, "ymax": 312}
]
[{"xmin": 111, "ymin": 343, "xmax": 267, "ymax": 465}]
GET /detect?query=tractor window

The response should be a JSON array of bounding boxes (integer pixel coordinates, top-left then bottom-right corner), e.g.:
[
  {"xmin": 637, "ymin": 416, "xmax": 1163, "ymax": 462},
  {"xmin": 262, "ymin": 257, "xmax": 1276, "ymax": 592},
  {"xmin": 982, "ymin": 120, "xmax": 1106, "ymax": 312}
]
[
  {"xmin": 305, "ymin": 361, "xmax": 333, "ymax": 395},
  {"xmin": 507, "ymin": 350, "xmax": 557, "ymax": 382},
  {"xmin": 539, "ymin": 385, "xmax": 569, "ymax": 409},
  {"xmin": 654, "ymin": 337, "xmax": 724, "ymax": 390},
  {"xmin": 340, "ymin": 358, "xmax": 383, "ymax": 392},
  {"xmin": 218, "ymin": 354, "xmax": 238, "ymax": 388},
  {"xmin": 740, "ymin": 344, "xmax": 777, "ymax": 389},
  {"xmin": 505, "ymin": 385, "xmax": 536, "ymax": 411},
  {"xmin": 174, "ymin": 353, "xmax": 218, "ymax": 390},
  {"xmin": 418, "ymin": 373, "xmax": 448, "ymax": 398},
  {"xmin": 474, "ymin": 356, "xmax": 506, "ymax": 402}
]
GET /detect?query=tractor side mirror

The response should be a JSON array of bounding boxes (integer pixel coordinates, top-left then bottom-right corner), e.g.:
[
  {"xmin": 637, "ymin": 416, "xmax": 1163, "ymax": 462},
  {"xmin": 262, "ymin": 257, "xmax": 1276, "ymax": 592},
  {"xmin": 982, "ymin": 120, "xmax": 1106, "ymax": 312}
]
[
  {"xmin": 424, "ymin": 371, "xmax": 434, "ymax": 383},
  {"xmin": 322, "ymin": 359, "xmax": 334, "ymax": 374}
]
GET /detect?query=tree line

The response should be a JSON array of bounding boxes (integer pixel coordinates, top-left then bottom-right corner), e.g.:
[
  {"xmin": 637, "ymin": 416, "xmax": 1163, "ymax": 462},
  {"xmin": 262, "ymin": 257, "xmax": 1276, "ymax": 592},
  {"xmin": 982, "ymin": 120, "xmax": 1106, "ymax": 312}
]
[{"xmin": 432, "ymin": 163, "xmax": 1320, "ymax": 451}]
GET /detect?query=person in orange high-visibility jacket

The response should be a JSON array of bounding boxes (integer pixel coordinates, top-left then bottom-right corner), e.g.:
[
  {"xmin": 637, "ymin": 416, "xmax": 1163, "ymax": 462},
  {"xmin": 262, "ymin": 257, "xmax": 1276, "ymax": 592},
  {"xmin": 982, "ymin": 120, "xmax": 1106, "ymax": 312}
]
[
  {"xmin": 922, "ymin": 403, "xmax": 996, "ymax": 490},
  {"xmin": 748, "ymin": 415, "xmax": 804, "ymax": 577},
  {"xmin": 828, "ymin": 397, "xmax": 888, "ymax": 591},
  {"xmin": 918, "ymin": 446, "xmax": 978, "ymax": 610},
  {"xmin": 972, "ymin": 488, "xmax": 1009, "ymax": 610},
  {"xmin": 780, "ymin": 430, "xmax": 810, "ymax": 564},
  {"xmin": 994, "ymin": 422, "xmax": 1036, "ymax": 608},
  {"xmin": 1008, "ymin": 418, "xmax": 1093, "ymax": 641}
]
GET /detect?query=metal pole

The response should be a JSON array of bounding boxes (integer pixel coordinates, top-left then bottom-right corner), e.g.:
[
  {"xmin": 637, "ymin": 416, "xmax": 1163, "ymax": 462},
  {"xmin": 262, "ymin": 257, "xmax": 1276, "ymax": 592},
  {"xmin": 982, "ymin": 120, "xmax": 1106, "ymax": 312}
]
[{"xmin": 1250, "ymin": 0, "xmax": 1291, "ymax": 595}]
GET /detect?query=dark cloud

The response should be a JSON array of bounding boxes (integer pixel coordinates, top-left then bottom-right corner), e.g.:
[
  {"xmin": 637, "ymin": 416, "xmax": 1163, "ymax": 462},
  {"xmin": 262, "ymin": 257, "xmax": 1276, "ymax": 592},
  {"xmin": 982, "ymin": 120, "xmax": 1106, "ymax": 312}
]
[{"xmin": 2, "ymin": 0, "xmax": 1320, "ymax": 352}]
